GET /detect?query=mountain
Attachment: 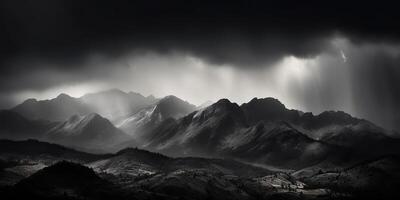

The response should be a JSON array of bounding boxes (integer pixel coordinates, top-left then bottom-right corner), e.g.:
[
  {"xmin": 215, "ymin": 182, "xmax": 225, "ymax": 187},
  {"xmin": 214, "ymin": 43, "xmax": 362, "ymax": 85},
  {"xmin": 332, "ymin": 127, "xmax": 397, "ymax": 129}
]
[
  {"xmin": 45, "ymin": 113, "xmax": 132, "ymax": 152},
  {"xmin": 143, "ymin": 99, "xmax": 247, "ymax": 156},
  {"xmin": 7, "ymin": 94, "xmax": 400, "ymax": 170},
  {"xmin": 140, "ymin": 98, "xmax": 400, "ymax": 169},
  {"xmin": 0, "ymin": 139, "xmax": 109, "ymax": 163},
  {"xmin": 197, "ymin": 100, "xmax": 214, "ymax": 109},
  {"xmin": 89, "ymin": 147, "xmax": 272, "ymax": 178},
  {"xmin": 241, "ymin": 98, "xmax": 366, "ymax": 138},
  {"xmin": 0, "ymin": 110, "xmax": 133, "ymax": 153},
  {"xmin": 242, "ymin": 98, "xmax": 400, "ymax": 155},
  {"xmin": 141, "ymin": 99, "xmax": 328, "ymax": 169},
  {"xmin": 221, "ymin": 122, "xmax": 335, "ymax": 169},
  {"xmin": 118, "ymin": 95, "xmax": 196, "ymax": 140},
  {"xmin": 12, "ymin": 89, "xmax": 156, "ymax": 123},
  {"xmin": 80, "ymin": 89, "xmax": 156, "ymax": 123},
  {"xmin": 0, "ymin": 110, "xmax": 57, "ymax": 140},
  {"xmin": 12, "ymin": 93, "xmax": 90, "ymax": 122}
]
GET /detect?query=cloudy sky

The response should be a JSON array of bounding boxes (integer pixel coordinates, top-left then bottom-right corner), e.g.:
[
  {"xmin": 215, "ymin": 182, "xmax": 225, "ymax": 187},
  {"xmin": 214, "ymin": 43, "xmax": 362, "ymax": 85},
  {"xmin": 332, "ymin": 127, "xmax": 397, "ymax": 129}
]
[{"xmin": 1, "ymin": 0, "xmax": 400, "ymax": 132}]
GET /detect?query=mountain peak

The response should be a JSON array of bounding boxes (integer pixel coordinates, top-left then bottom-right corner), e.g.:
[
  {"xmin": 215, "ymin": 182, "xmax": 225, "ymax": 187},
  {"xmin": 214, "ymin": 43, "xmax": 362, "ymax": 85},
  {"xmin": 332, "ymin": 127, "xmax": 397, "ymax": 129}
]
[
  {"xmin": 241, "ymin": 97, "xmax": 292, "ymax": 124},
  {"xmin": 155, "ymin": 95, "xmax": 196, "ymax": 118},
  {"xmin": 159, "ymin": 95, "xmax": 181, "ymax": 102},
  {"xmin": 22, "ymin": 98, "xmax": 38, "ymax": 104},
  {"xmin": 83, "ymin": 88, "xmax": 127, "ymax": 98},
  {"xmin": 85, "ymin": 113, "xmax": 103, "ymax": 121},
  {"xmin": 216, "ymin": 98, "xmax": 232, "ymax": 104},
  {"xmin": 56, "ymin": 93, "xmax": 72, "ymax": 99},
  {"xmin": 312, "ymin": 110, "xmax": 361, "ymax": 127},
  {"xmin": 246, "ymin": 97, "xmax": 286, "ymax": 109},
  {"xmin": 210, "ymin": 99, "xmax": 241, "ymax": 112},
  {"xmin": 157, "ymin": 95, "xmax": 190, "ymax": 108},
  {"xmin": 46, "ymin": 112, "xmax": 130, "ymax": 151},
  {"xmin": 193, "ymin": 98, "xmax": 243, "ymax": 121}
]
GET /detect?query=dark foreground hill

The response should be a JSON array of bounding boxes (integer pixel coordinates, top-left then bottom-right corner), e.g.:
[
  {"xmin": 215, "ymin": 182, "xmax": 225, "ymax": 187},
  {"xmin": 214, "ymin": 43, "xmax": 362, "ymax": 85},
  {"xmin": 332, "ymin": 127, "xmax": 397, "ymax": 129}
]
[{"xmin": 1, "ymin": 139, "xmax": 400, "ymax": 199}]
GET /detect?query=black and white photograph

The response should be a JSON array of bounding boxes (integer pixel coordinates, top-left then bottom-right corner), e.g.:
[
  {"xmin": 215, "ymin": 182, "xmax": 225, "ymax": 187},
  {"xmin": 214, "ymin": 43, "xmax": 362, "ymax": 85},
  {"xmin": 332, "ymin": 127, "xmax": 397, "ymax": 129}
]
[{"xmin": 1, "ymin": 1, "xmax": 400, "ymax": 199}]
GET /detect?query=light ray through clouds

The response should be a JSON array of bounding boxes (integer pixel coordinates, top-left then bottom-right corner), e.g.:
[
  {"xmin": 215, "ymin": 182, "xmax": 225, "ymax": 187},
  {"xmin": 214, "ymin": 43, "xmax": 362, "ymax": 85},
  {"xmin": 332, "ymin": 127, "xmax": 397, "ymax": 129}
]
[{"xmin": 4, "ymin": 37, "xmax": 400, "ymax": 132}]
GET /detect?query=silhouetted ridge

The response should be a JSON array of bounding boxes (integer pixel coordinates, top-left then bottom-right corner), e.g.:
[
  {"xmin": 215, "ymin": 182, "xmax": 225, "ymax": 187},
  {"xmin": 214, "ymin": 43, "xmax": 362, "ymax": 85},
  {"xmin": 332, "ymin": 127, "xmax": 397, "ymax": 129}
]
[
  {"xmin": 0, "ymin": 139, "xmax": 108, "ymax": 162},
  {"xmin": 116, "ymin": 147, "xmax": 170, "ymax": 160},
  {"xmin": 17, "ymin": 161, "xmax": 101, "ymax": 186},
  {"xmin": 12, "ymin": 89, "xmax": 156, "ymax": 122},
  {"xmin": 14, "ymin": 161, "xmax": 114, "ymax": 199},
  {"xmin": 0, "ymin": 110, "xmax": 56, "ymax": 140},
  {"xmin": 155, "ymin": 95, "xmax": 196, "ymax": 118},
  {"xmin": 46, "ymin": 113, "xmax": 130, "ymax": 152},
  {"xmin": 56, "ymin": 93, "xmax": 73, "ymax": 99},
  {"xmin": 195, "ymin": 98, "xmax": 244, "ymax": 121},
  {"xmin": 241, "ymin": 97, "xmax": 299, "ymax": 125}
]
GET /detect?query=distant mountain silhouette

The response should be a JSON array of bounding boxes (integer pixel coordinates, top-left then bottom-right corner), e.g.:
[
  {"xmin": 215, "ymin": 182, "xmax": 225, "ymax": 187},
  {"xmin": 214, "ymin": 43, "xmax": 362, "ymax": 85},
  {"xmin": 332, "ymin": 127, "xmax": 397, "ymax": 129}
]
[
  {"xmin": 0, "ymin": 110, "xmax": 57, "ymax": 140},
  {"xmin": 0, "ymin": 139, "xmax": 109, "ymax": 163},
  {"xmin": 12, "ymin": 89, "xmax": 156, "ymax": 123},
  {"xmin": 12, "ymin": 93, "xmax": 90, "ymax": 122}
]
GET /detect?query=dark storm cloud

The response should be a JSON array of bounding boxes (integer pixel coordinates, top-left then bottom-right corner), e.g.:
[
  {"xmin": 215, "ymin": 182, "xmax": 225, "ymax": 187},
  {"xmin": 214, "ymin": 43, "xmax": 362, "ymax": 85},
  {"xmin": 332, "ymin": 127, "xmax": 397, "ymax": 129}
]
[
  {"xmin": 1, "ymin": 0, "xmax": 400, "ymax": 131},
  {"xmin": 1, "ymin": 0, "xmax": 400, "ymax": 67},
  {"xmin": 0, "ymin": 0, "xmax": 399, "ymax": 90}
]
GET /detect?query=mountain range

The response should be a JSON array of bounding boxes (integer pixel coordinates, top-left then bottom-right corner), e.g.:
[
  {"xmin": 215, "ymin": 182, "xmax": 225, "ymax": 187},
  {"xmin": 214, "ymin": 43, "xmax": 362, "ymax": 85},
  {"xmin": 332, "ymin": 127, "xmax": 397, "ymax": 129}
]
[
  {"xmin": 1, "ymin": 90, "xmax": 400, "ymax": 167},
  {"xmin": 1, "ymin": 89, "xmax": 400, "ymax": 199},
  {"xmin": 12, "ymin": 89, "xmax": 157, "ymax": 123}
]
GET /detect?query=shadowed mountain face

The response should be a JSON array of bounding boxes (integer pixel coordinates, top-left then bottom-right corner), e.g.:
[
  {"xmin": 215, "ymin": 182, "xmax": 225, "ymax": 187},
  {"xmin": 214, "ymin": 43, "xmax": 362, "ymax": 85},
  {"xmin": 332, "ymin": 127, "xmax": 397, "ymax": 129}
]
[
  {"xmin": 142, "ymin": 98, "xmax": 400, "ymax": 169},
  {"xmin": 12, "ymin": 94, "xmax": 91, "ymax": 122},
  {"xmin": 0, "ymin": 111, "xmax": 132, "ymax": 153},
  {"xmin": 0, "ymin": 139, "xmax": 109, "ymax": 163},
  {"xmin": 0, "ymin": 110, "xmax": 57, "ymax": 140},
  {"xmin": 12, "ymin": 89, "xmax": 156, "ymax": 123},
  {"xmin": 241, "ymin": 98, "xmax": 376, "ymax": 138},
  {"xmin": 143, "ymin": 99, "xmax": 248, "ymax": 156},
  {"xmin": 45, "ymin": 113, "xmax": 131, "ymax": 153}
]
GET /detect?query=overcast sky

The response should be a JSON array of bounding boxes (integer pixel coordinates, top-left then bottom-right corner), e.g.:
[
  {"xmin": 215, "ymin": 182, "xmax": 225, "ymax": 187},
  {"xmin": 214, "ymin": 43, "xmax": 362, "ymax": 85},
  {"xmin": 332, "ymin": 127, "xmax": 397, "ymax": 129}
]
[{"xmin": 1, "ymin": 0, "xmax": 400, "ymax": 132}]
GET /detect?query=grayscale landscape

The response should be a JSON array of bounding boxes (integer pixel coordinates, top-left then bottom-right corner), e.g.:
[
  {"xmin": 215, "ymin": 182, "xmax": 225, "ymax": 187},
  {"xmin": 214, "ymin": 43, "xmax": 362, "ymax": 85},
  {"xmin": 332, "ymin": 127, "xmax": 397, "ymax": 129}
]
[{"xmin": 1, "ymin": 1, "xmax": 400, "ymax": 199}]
